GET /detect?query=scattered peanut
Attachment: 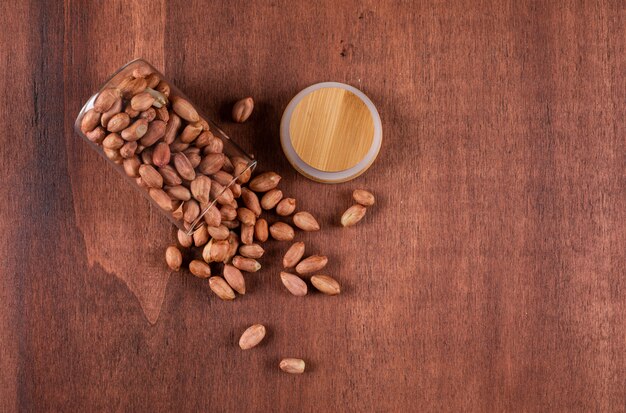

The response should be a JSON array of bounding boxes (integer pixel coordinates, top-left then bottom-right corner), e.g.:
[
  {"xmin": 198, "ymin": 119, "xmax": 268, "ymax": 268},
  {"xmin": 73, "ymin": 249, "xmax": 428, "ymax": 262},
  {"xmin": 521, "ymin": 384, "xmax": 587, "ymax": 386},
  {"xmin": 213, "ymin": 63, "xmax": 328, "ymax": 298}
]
[
  {"xmin": 353, "ymin": 189, "xmax": 375, "ymax": 206},
  {"xmin": 261, "ymin": 189, "xmax": 283, "ymax": 210},
  {"xmin": 295, "ymin": 255, "xmax": 328, "ymax": 275},
  {"xmin": 283, "ymin": 242, "xmax": 305, "ymax": 268},
  {"xmin": 279, "ymin": 358, "xmax": 305, "ymax": 374},
  {"xmin": 232, "ymin": 255, "xmax": 261, "ymax": 272},
  {"xmin": 223, "ymin": 264, "xmax": 246, "ymax": 295},
  {"xmin": 311, "ymin": 275, "xmax": 341, "ymax": 295},
  {"xmin": 232, "ymin": 97, "xmax": 254, "ymax": 123},
  {"xmin": 276, "ymin": 198, "xmax": 296, "ymax": 216},
  {"xmin": 165, "ymin": 246, "xmax": 182, "ymax": 271},
  {"xmin": 293, "ymin": 212, "xmax": 320, "ymax": 231},
  {"xmin": 341, "ymin": 204, "xmax": 367, "ymax": 227},
  {"xmin": 269, "ymin": 222, "xmax": 295, "ymax": 241},
  {"xmin": 209, "ymin": 276, "xmax": 235, "ymax": 300},
  {"xmin": 280, "ymin": 272, "xmax": 307, "ymax": 296},
  {"xmin": 189, "ymin": 260, "xmax": 211, "ymax": 278},
  {"xmin": 239, "ymin": 324, "xmax": 266, "ymax": 350}
]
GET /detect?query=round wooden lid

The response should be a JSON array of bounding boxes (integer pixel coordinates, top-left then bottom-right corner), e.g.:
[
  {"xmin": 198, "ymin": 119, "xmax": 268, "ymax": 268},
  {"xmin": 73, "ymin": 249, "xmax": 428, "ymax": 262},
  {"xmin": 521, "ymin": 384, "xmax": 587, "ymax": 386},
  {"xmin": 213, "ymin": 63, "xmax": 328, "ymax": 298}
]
[{"xmin": 280, "ymin": 82, "xmax": 382, "ymax": 183}]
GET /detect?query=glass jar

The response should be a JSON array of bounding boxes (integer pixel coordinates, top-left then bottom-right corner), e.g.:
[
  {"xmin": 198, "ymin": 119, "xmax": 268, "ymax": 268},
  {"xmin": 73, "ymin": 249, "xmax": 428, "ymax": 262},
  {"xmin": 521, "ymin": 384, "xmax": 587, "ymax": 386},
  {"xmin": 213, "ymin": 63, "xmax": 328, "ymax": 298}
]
[{"xmin": 74, "ymin": 59, "xmax": 256, "ymax": 235}]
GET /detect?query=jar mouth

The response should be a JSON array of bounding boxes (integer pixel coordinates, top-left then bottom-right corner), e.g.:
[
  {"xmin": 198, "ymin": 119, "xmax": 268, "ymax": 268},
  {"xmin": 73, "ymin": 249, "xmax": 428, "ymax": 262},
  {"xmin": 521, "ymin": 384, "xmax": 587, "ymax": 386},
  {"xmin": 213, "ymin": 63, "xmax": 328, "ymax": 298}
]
[{"xmin": 186, "ymin": 159, "xmax": 257, "ymax": 235}]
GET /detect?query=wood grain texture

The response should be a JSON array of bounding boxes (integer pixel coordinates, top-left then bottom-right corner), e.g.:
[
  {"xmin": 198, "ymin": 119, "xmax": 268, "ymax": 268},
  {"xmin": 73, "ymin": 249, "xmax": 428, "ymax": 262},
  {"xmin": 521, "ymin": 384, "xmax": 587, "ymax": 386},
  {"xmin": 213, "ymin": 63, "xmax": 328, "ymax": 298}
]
[
  {"xmin": 290, "ymin": 87, "xmax": 375, "ymax": 172},
  {"xmin": 2, "ymin": 0, "xmax": 625, "ymax": 412}
]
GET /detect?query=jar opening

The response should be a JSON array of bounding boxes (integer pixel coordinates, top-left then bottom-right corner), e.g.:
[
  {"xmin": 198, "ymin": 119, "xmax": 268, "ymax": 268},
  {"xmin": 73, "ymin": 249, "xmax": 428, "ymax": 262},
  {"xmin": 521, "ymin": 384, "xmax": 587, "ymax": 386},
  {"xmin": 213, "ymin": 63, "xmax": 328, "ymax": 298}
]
[{"xmin": 186, "ymin": 159, "xmax": 257, "ymax": 235}]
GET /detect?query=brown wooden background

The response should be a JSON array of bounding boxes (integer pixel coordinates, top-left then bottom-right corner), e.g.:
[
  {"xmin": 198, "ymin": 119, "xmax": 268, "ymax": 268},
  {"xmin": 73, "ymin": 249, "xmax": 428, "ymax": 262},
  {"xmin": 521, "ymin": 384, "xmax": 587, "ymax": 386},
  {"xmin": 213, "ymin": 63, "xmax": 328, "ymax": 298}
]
[{"xmin": 2, "ymin": 1, "xmax": 625, "ymax": 412}]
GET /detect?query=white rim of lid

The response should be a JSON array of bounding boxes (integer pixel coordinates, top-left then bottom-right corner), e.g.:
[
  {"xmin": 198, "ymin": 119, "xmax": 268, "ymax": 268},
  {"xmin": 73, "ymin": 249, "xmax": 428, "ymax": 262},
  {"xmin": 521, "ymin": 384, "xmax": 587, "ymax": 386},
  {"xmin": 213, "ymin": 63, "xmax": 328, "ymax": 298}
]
[{"xmin": 280, "ymin": 82, "xmax": 382, "ymax": 183}]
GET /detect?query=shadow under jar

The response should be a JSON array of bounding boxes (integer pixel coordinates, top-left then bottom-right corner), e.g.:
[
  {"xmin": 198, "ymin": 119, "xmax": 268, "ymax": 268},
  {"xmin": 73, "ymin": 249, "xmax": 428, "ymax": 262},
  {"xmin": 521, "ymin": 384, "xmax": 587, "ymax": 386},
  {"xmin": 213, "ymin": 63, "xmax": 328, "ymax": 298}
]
[{"xmin": 74, "ymin": 59, "xmax": 256, "ymax": 235}]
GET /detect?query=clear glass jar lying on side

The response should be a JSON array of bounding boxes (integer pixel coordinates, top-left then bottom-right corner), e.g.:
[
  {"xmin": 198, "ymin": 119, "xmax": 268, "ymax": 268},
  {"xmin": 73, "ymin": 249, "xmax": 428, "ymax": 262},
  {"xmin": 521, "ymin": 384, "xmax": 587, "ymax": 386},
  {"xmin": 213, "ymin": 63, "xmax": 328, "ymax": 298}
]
[{"xmin": 74, "ymin": 59, "xmax": 256, "ymax": 235}]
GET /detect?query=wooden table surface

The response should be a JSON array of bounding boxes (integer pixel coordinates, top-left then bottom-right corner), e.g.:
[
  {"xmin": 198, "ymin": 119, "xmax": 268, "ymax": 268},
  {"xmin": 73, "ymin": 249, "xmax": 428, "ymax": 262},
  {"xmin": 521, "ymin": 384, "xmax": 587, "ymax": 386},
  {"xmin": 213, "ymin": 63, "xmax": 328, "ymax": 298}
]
[{"xmin": 2, "ymin": 1, "xmax": 625, "ymax": 412}]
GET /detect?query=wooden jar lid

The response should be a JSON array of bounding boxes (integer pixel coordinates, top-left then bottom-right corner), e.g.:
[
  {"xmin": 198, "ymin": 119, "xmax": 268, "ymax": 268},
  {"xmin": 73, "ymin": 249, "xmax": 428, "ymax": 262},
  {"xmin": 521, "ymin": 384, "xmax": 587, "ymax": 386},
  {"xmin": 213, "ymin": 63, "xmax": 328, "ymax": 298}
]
[{"xmin": 280, "ymin": 82, "xmax": 382, "ymax": 183}]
